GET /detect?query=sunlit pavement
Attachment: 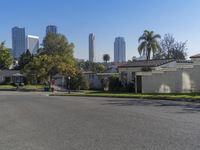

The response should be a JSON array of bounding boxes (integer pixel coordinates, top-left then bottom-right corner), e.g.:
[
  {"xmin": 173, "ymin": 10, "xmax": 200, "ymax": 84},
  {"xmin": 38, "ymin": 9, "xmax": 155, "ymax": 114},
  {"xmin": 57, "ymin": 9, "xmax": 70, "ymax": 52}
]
[{"xmin": 1, "ymin": 92, "xmax": 200, "ymax": 150}]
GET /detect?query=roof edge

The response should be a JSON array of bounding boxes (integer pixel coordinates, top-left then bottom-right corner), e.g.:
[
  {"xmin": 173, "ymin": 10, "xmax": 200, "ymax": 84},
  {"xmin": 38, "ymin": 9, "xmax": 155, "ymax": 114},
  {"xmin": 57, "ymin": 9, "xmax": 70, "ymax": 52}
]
[{"xmin": 118, "ymin": 59, "xmax": 175, "ymax": 68}]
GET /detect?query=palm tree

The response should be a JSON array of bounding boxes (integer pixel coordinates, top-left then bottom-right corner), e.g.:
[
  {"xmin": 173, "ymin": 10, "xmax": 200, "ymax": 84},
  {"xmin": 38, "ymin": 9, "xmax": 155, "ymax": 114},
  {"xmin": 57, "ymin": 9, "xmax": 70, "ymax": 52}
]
[
  {"xmin": 138, "ymin": 30, "xmax": 161, "ymax": 60},
  {"xmin": 103, "ymin": 54, "xmax": 110, "ymax": 63}
]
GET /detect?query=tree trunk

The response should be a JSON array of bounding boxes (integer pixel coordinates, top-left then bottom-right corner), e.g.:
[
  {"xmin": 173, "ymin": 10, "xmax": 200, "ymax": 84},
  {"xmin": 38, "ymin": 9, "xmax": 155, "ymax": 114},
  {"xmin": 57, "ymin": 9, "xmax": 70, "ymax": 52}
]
[{"xmin": 147, "ymin": 48, "xmax": 151, "ymax": 60}]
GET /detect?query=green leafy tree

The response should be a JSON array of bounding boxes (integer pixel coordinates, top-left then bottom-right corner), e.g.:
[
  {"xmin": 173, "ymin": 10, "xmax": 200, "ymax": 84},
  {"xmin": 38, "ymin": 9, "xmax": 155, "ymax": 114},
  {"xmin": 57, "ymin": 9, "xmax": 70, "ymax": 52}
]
[
  {"xmin": 138, "ymin": 30, "xmax": 161, "ymax": 60},
  {"xmin": 70, "ymin": 71, "xmax": 89, "ymax": 90},
  {"xmin": 43, "ymin": 33, "xmax": 76, "ymax": 77},
  {"xmin": 43, "ymin": 33, "xmax": 74, "ymax": 56},
  {"xmin": 0, "ymin": 42, "xmax": 13, "ymax": 69},
  {"xmin": 77, "ymin": 61, "xmax": 105, "ymax": 73},
  {"xmin": 93, "ymin": 63, "xmax": 105, "ymax": 73},
  {"xmin": 23, "ymin": 55, "xmax": 53, "ymax": 83},
  {"xmin": 18, "ymin": 49, "xmax": 33, "ymax": 69},
  {"xmin": 23, "ymin": 33, "xmax": 76, "ymax": 83},
  {"xmin": 108, "ymin": 76, "xmax": 122, "ymax": 92}
]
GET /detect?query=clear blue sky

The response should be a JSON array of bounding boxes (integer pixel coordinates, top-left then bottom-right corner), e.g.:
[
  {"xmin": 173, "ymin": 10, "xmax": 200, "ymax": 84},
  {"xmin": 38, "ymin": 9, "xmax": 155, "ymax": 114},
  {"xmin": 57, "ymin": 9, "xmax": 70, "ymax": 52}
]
[{"xmin": 1, "ymin": 0, "xmax": 200, "ymax": 61}]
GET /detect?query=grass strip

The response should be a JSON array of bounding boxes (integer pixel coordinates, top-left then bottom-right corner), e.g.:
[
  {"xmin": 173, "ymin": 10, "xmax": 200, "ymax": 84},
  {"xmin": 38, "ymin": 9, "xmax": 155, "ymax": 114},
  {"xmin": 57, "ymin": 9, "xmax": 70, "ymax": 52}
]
[
  {"xmin": 0, "ymin": 84, "xmax": 43, "ymax": 91},
  {"xmin": 51, "ymin": 92, "xmax": 200, "ymax": 102}
]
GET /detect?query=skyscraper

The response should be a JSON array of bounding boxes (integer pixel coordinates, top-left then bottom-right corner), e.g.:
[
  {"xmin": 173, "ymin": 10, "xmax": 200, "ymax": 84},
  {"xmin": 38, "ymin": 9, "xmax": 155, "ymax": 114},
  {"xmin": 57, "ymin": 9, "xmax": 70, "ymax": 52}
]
[
  {"xmin": 26, "ymin": 35, "xmax": 39, "ymax": 54},
  {"xmin": 89, "ymin": 33, "xmax": 96, "ymax": 62},
  {"xmin": 46, "ymin": 25, "xmax": 57, "ymax": 35},
  {"xmin": 114, "ymin": 37, "xmax": 126, "ymax": 62},
  {"xmin": 12, "ymin": 27, "xmax": 26, "ymax": 59}
]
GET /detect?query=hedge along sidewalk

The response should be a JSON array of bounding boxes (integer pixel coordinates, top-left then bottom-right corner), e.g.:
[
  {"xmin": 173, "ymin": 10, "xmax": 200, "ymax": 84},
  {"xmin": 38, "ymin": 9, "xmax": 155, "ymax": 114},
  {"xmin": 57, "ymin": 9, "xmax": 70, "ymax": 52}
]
[{"xmin": 50, "ymin": 91, "xmax": 200, "ymax": 103}]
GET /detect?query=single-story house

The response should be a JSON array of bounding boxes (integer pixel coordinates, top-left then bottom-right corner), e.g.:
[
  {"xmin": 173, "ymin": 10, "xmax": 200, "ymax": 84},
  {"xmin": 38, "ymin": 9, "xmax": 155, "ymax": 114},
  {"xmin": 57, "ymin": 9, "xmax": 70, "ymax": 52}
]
[
  {"xmin": 118, "ymin": 54, "xmax": 200, "ymax": 93},
  {"xmin": 0, "ymin": 70, "xmax": 24, "ymax": 84}
]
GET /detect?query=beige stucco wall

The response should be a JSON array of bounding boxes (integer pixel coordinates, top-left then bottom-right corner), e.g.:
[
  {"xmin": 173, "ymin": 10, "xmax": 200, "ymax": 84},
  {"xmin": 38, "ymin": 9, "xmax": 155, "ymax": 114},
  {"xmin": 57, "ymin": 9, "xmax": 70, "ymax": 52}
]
[
  {"xmin": 191, "ymin": 57, "xmax": 200, "ymax": 62},
  {"xmin": 118, "ymin": 61, "xmax": 200, "ymax": 93},
  {"xmin": 142, "ymin": 64, "xmax": 200, "ymax": 93}
]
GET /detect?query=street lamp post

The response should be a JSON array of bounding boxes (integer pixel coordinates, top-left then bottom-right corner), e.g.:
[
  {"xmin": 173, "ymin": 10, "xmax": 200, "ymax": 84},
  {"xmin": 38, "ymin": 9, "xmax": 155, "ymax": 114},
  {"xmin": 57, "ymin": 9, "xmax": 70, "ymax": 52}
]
[{"xmin": 68, "ymin": 76, "xmax": 71, "ymax": 94}]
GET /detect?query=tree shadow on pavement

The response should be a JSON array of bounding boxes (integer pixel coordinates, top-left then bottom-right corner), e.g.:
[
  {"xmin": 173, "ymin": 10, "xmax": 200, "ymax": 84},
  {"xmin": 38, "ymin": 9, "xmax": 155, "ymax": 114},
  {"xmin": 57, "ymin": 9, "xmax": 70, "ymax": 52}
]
[{"xmin": 102, "ymin": 99, "xmax": 200, "ymax": 113}]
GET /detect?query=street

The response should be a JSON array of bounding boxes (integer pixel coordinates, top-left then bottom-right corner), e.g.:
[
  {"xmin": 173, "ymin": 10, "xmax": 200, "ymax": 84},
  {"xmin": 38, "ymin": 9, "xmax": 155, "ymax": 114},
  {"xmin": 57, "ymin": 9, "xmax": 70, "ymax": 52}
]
[{"xmin": 0, "ymin": 92, "xmax": 200, "ymax": 150}]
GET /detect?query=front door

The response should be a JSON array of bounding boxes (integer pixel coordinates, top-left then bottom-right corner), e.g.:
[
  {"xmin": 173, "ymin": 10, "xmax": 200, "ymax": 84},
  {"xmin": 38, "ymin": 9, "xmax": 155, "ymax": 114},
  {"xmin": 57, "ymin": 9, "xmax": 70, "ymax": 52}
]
[{"xmin": 136, "ymin": 76, "xmax": 142, "ymax": 93}]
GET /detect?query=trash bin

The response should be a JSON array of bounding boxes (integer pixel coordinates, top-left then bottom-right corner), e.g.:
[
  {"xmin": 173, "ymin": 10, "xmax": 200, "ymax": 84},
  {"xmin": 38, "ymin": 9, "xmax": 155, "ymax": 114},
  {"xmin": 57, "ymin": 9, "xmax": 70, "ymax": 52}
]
[
  {"xmin": 46, "ymin": 87, "xmax": 49, "ymax": 91},
  {"xmin": 44, "ymin": 86, "xmax": 49, "ymax": 92}
]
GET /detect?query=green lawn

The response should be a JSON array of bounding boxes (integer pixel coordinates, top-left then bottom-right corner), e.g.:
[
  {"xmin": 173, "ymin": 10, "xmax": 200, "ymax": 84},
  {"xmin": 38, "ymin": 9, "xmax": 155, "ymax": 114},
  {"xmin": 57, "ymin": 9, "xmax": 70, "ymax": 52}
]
[
  {"xmin": 52, "ymin": 91, "xmax": 200, "ymax": 101},
  {"xmin": 21, "ymin": 85, "xmax": 44, "ymax": 91},
  {"xmin": 0, "ymin": 84, "xmax": 44, "ymax": 91},
  {"xmin": 0, "ymin": 85, "xmax": 15, "ymax": 89}
]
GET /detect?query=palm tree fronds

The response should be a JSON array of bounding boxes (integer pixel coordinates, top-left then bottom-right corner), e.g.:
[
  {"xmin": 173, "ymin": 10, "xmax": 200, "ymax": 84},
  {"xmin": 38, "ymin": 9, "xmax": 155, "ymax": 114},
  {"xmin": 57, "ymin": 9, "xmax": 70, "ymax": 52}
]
[
  {"xmin": 138, "ymin": 41, "xmax": 146, "ymax": 55},
  {"xmin": 137, "ymin": 30, "xmax": 161, "ymax": 60}
]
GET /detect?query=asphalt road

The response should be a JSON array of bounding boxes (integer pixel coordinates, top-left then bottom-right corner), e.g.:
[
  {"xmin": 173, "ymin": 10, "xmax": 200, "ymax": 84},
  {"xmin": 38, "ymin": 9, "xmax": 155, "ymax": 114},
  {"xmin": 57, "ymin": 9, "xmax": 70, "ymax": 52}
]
[{"xmin": 1, "ymin": 92, "xmax": 200, "ymax": 150}]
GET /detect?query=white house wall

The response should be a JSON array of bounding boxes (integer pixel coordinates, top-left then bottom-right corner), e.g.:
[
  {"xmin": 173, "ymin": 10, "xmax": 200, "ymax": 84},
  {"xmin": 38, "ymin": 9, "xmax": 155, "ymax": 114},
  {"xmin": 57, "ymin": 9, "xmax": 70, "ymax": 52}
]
[{"xmin": 142, "ymin": 65, "xmax": 200, "ymax": 93}]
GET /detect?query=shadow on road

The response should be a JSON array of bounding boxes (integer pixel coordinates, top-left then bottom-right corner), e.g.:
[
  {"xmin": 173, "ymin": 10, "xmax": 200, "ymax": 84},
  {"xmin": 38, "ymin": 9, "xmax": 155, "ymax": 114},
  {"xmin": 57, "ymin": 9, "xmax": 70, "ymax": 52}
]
[{"xmin": 102, "ymin": 99, "xmax": 200, "ymax": 113}]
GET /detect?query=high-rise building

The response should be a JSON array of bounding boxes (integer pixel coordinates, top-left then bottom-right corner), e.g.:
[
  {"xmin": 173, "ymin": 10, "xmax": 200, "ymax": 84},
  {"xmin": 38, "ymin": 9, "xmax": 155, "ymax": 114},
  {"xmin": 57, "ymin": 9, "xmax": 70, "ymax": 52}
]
[
  {"xmin": 89, "ymin": 33, "xmax": 96, "ymax": 62},
  {"xmin": 12, "ymin": 27, "xmax": 26, "ymax": 59},
  {"xmin": 26, "ymin": 35, "xmax": 39, "ymax": 54},
  {"xmin": 114, "ymin": 37, "xmax": 126, "ymax": 62},
  {"xmin": 46, "ymin": 25, "xmax": 57, "ymax": 35}
]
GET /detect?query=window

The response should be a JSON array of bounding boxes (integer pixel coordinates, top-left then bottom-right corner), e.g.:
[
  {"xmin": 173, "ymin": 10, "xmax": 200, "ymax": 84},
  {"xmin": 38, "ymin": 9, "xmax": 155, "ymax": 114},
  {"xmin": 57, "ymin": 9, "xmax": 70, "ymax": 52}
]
[{"xmin": 132, "ymin": 72, "xmax": 136, "ymax": 82}]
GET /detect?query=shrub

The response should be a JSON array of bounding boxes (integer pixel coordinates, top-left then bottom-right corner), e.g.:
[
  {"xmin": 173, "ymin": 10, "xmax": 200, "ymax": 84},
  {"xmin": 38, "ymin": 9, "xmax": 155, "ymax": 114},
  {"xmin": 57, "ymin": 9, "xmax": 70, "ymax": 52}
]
[
  {"xmin": 125, "ymin": 82, "xmax": 135, "ymax": 93},
  {"xmin": 70, "ymin": 71, "xmax": 89, "ymax": 90},
  {"xmin": 108, "ymin": 76, "xmax": 122, "ymax": 92}
]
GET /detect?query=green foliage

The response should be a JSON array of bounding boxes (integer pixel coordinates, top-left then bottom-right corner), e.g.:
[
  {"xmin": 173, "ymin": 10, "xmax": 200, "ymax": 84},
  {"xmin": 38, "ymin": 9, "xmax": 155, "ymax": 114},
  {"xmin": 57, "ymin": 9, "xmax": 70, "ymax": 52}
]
[
  {"xmin": 43, "ymin": 33, "xmax": 74, "ymax": 56},
  {"xmin": 0, "ymin": 42, "xmax": 13, "ymax": 69},
  {"xmin": 138, "ymin": 30, "xmax": 161, "ymax": 60},
  {"xmin": 70, "ymin": 71, "xmax": 89, "ymax": 90},
  {"xmin": 23, "ymin": 55, "xmax": 52, "ymax": 82},
  {"xmin": 77, "ymin": 61, "xmax": 105, "ymax": 73},
  {"xmin": 23, "ymin": 33, "xmax": 76, "ymax": 83},
  {"xmin": 108, "ymin": 76, "xmax": 135, "ymax": 93},
  {"xmin": 123, "ymin": 83, "xmax": 135, "ymax": 93},
  {"xmin": 108, "ymin": 76, "xmax": 122, "ymax": 92},
  {"xmin": 18, "ymin": 49, "xmax": 33, "ymax": 69},
  {"xmin": 53, "ymin": 92, "xmax": 200, "ymax": 101}
]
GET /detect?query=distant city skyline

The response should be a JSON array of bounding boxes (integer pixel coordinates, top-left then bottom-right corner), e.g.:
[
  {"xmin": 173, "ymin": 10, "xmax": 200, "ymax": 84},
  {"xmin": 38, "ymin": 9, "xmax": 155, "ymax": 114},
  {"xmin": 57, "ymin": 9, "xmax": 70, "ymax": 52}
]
[
  {"xmin": 12, "ymin": 27, "xmax": 26, "ymax": 59},
  {"xmin": 26, "ymin": 35, "xmax": 39, "ymax": 54},
  {"xmin": 46, "ymin": 25, "xmax": 57, "ymax": 35},
  {"xmin": 1, "ymin": 0, "xmax": 200, "ymax": 61},
  {"xmin": 114, "ymin": 37, "xmax": 126, "ymax": 62},
  {"xmin": 89, "ymin": 33, "xmax": 96, "ymax": 62}
]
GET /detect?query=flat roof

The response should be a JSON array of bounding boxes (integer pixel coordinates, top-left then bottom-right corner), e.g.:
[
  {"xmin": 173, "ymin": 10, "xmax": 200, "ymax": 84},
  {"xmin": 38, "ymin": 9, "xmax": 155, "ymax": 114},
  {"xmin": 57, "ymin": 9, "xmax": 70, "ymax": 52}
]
[
  {"xmin": 118, "ymin": 59, "xmax": 175, "ymax": 68},
  {"xmin": 190, "ymin": 54, "xmax": 200, "ymax": 58}
]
